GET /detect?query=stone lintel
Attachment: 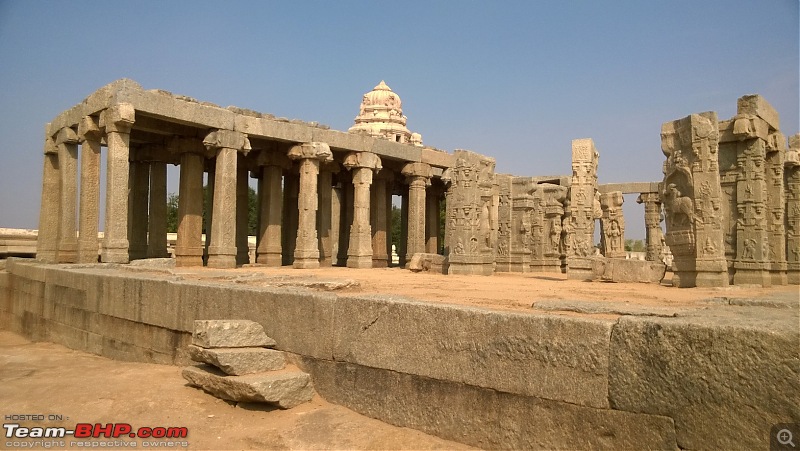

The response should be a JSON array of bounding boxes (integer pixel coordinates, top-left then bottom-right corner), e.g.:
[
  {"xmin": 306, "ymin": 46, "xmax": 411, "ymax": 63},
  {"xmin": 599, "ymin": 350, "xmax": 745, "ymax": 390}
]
[
  {"xmin": 287, "ymin": 141, "xmax": 333, "ymax": 162},
  {"xmin": 737, "ymin": 94, "xmax": 779, "ymax": 131},
  {"xmin": 598, "ymin": 182, "xmax": 660, "ymax": 195},
  {"xmin": 256, "ymin": 150, "xmax": 292, "ymax": 169},
  {"xmin": 204, "ymin": 129, "xmax": 251, "ymax": 155},
  {"xmin": 343, "ymin": 151, "xmax": 382, "ymax": 171}
]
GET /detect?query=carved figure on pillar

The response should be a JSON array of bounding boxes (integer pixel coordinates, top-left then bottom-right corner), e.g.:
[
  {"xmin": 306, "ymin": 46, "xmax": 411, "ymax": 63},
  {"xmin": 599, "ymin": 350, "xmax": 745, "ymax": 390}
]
[
  {"xmin": 287, "ymin": 142, "xmax": 333, "ymax": 269},
  {"xmin": 567, "ymin": 138, "xmax": 600, "ymax": 279},
  {"xmin": 343, "ymin": 151, "xmax": 382, "ymax": 268},
  {"xmin": 785, "ymin": 134, "xmax": 800, "ymax": 284},
  {"xmin": 661, "ymin": 112, "xmax": 727, "ymax": 287},
  {"xmin": 600, "ymin": 191, "xmax": 625, "ymax": 259},
  {"xmin": 445, "ymin": 150, "xmax": 495, "ymax": 275},
  {"xmin": 530, "ymin": 183, "xmax": 567, "ymax": 272}
]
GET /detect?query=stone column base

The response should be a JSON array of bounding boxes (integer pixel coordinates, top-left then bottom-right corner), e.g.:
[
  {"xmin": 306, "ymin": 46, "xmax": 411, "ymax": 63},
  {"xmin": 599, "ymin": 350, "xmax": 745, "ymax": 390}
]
[
  {"xmin": 175, "ymin": 246, "xmax": 204, "ymax": 267},
  {"xmin": 347, "ymin": 256, "xmax": 373, "ymax": 269},
  {"xmin": 207, "ymin": 246, "xmax": 237, "ymax": 269},
  {"xmin": 256, "ymin": 253, "xmax": 282, "ymax": 267}
]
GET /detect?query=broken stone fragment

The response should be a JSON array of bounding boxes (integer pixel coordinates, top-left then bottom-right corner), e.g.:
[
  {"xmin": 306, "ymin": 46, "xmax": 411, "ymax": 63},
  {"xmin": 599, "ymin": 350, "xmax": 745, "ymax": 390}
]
[
  {"xmin": 182, "ymin": 365, "xmax": 314, "ymax": 409},
  {"xmin": 187, "ymin": 345, "xmax": 286, "ymax": 375},
  {"xmin": 408, "ymin": 253, "xmax": 446, "ymax": 273},
  {"xmin": 192, "ymin": 320, "xmax": 276, "ymax": 349}
]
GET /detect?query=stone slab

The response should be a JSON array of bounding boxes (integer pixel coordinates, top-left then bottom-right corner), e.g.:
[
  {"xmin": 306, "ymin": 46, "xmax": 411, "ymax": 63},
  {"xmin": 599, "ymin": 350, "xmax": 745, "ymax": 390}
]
[
  {"xmin": 188, "ymin": 344, "xmax": 285, "ymax": 375},
  {"xmin": 609, "ymin": 308, "xmax": 800, "ymax": 450},
  {"xmin": 597, "ymin": 181, "xmax": 660, "ymax": 194},
  {"xmin": 297, "ymin": 356, "xmax": 677, "ymax": 450},
  {"xmin": 192, "ymin": 319, "xmax": 275, "ymax": 348},
  {"xmin": 407, "ymin": 253, "xmax": 446, "ymax": 274},
  {"xmin": 598, "ymin": 258, "xmax": 666, "ymax": 283},
  {"xmin": 333, "ymin": 294, "xmax": 614, "ymax": 408},
  {"xmin": 532, "ymin": 299, "xmax": 681, "ymax": 317},
  {"xmin": 182, "ymin": 364, "xmax": 314, "ymax": 409}
]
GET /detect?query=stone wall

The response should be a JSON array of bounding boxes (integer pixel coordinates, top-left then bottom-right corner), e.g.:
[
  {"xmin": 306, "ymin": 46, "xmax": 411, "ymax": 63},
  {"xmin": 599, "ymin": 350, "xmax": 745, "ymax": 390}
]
[{"xmin": 1, "ymin": 258, "xmax": 797, "ymax": 450}]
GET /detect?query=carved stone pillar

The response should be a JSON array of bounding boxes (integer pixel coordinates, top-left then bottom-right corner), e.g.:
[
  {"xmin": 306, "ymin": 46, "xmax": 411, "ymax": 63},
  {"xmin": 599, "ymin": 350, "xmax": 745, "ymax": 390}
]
[
  {"xmin": 101, "ymin": 103, "xmax": 135, "ymax": 263},
  {"xmin": 146, "ymin": 160, "xmax": 169, "ymax": 258},
  {"xmin": 636, "ymin": 192, "xmax": 664, "ymax": 262},
  {"xmin": 371, "ymin": 170, "xmax": 392, "ymax": 267},
  {"xmin": 785, "ymin": 134, "xmax": 800, "ymax": 284},
  {"xmin": 127, "ymin": 160, "xmax": 150, "ymax": 261},
  {"xmin": 445, "ymin": 151, "xmax": 496, "ymax": 275},
  {"xmin": 54, "ymin": 127, "xmax": 79, "ymax": 263},
  {"xmin": 399, "ymin": 188, "xmax": 408, "ymax": 267},
  {"xmin": 77, "ymin": 117, "xmax": 102, "ymax": 263},
  {"xmin": 36, "ymin": 138, "xmax": 60, "ymax": 263},
  {"xmin": 661, "ymin": 112, "xmax": 727, "ymax": 287},
  {"xmin": 402, "ymin": 162, "xmax": 431, "ymax": 260},
  {"xmin": 173, "ymin": 139, "xmax": 206, "ymax": 267},
  {"xmin": 531, "ymin": 183, "xmax": 567, "ymax": 272},
  {"xmin": 600, "ymin": 191, "xmax": 625, "ymax": 259},
  {"xmin": 204, "ymin": 166, "xmax": 215, "ymax": 262},
  {"xmin": 494, "ymin": 175, "xmax": 514, "ymax": 272},
  {"xmin": 765, "ymin": 131, "xmax": 787, "ymax": 285},
  {"xmin": 317, "ymin": 163, "xmax": 338, "ymax": 267},
  {"xmin": 203, "ymin": 130, "xmax": 251, "ymax": 269},
  {"xmin": 567, "ymin": 139, "xmax": 600, "ymax": 280},
  {"xmin": 256, "ymin": 150, "xmax": 289, "ymax": 266},
  {"xmin": 288, "ymin": 142, "xmax": 333, "ymax": 269},
  {"xmin": 236, "ymin": 155, "xmax": 250, "ymax": 265},
  {"xmin": 344, "ymin": 152, "xmax": 382, "ymax": 268}
]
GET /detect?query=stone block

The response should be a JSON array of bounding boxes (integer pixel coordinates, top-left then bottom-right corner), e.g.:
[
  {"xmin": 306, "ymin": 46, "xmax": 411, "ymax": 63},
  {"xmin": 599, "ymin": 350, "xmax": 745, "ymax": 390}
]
[
  {"xmin": 188, "ymin": 345, "xmax": 286, "ymax": 375},
  {"xmin": 737, "ymin": 94, "xmax": 780, "ymax": 131},
  {"xmin": 297, "ymin": 357, "xmax": 677, "ymax": 450},
  {"xmin": 407, "ymin": 253, "xmax": 446, "ymax": 273},
  {"xmin": 182, "ymin": 364, "xmax": 314, "ymax": 409},
  {"xmin": 192, "ymin": 319, "xmax": 276, "ymax": 348},
  {"xmin": 333, "ymin": 295, "xmax": 614, "ymax": 408},
  {"xmin": 599, "ymin": 258, "xmax": 666, "ymax": 283},
  {"xmin": 609, "ymin": 309, "xmax": 800, "ymax": 450}
]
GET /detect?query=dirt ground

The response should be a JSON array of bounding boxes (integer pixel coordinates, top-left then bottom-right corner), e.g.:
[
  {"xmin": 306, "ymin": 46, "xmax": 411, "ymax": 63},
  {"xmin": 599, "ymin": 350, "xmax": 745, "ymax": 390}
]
[{"xmin": 0, "ymin": 331, "xmax": 473, "ymax": 450}]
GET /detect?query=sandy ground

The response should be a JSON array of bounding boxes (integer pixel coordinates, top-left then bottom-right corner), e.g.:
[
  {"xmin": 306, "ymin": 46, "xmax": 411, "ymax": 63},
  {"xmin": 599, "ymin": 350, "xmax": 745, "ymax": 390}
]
[{"xmin": 0, "ymin": 331, "xmax": 473, "ymax": 451}]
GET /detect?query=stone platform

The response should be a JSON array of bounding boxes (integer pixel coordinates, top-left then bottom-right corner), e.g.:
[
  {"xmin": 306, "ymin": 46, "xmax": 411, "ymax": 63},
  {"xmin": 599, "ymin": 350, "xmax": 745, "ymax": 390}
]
[{"xmin": 1, "ymin": 257, "xmax": 797, "ymax": 450}]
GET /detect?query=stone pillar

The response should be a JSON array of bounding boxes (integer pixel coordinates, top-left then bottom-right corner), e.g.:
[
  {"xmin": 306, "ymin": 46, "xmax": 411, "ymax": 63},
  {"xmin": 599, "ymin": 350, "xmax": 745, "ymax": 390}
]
[
  {"xmin": 317, "ymin": 163, "xmax": 337, "ymax": 267},
  {"xmin": 785, "ymin": 134, "xmax": 800, "ymax": 284},
  {"xmin": 567, "ymin": 139, "xmax": 600, "ymax": 280},
  {"xmin": 371, "ymin": 170, "xmax": 392, "ymax": 267},
  {"xmin": 426, "ymin": 184, "xmax": 441, "ymax": 254},
  {"xmin": 600, "ymin": 191, "xmax": 625, "ymax": 259},
  {"xmin": 494, "ymin": 174, "xmax": 514, "ymax": 272},
  {"xmin": 531, "ymin": 183, "xmax": 567, "ymax": 272},
  {"xmin": 101, "ymin": 103, "xmax": 135, "ymax": 263},
  {"xmin": 36, "ymin": 138, "xmax": 61, "ymax": 263},
  {"xmin": 204, "ymin": 166, "xmax": 215, "ymax": 262},
  {"xmin": 203, "ymin": 130, "xmax": 251, "ymax": 269},
  {"xmin": 661, "ymin": 113, "xmax": 727, "ymax": 287},
  {"xmin": 399, "ymin": 189, "xmax": 408, "ymax": 267},
  {"xmin": 235, "ymin": 155, "xmax": 250, "ymax": 265},
  {"xmin": 344, "ymin": 152, "xmax": 382, "ymax": 268},
  {"xmin": 77, "ymin": 116, "xmax": 102, "ymax": 263},
  {"xmin": 282, "ymin": 171, "xmax": 299, "ymax": 265},
  {"xmin": 445, "ymin": 151, "xmax": 496, "ymax": 275},
  {"xmin": 175, "ymin": 151, "xmax": 205, "ymax": 267},
  {"xmin": 636, "ymin": 192, "xmax": 664, "ymax": 262},
  {"xmin": 288, "ymin": 142, "xmax": 333, "ymax": 269},
  {"xmin": 54, "ymin": 127, "xmax": 79, "ymax": 263},
  {"xmin": 255, "ymin": 151, "xmax": 289, "ymax": 266},
  {"xmin": 331, "ymin": 184, "xmax": 342, "ymax": 266},
  {"xmin": 402, "ymin": 162, "xmax": 431, "ymax": 260},
  {"xmin": 127, "ymin": 160, "xmax": 150, "ymax": 261},
  {"xmin": 147, "ymin": 161, "xmax": 169, "ymax": 258},
  {"xmin": 765, "ymin": 131, "xmax": 787, "ymax": 285}
]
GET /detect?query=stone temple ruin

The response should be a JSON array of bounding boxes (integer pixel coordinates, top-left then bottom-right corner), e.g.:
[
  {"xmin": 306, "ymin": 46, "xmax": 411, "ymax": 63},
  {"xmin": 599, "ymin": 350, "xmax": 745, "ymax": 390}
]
[{"xmin": 34, "ymin": 79, "xmax": 797, "ymax": 287}]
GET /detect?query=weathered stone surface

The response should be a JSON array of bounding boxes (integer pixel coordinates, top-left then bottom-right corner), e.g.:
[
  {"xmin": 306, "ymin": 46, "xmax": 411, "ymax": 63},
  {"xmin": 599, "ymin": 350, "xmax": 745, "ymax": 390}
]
[
  {"xmin": 333, "ymin": 294, "xmax": 614, "ymax": 408},
  {"xmin": 532, "ymin": 299, "xmax": 680, "ymax": 317},
  {"xmin": 609, "ymin": 309, "xmax": 800, "ymax": 450},
  {"xmin": 297, "ymin": 356, "xmax": 677, "ymax": 450},
  {"xmin": 187, "ymin": 344, "xmax": 285, "ymax": 375},
  {"xmin": 599, "ymin": 258, "xmax": 666, "ymax": 283},
  {"xmin": 182, "ymin": 364, "xmax": 314, "ymax": 409},
  {"xmin": 407, "ymin": 253, "xmax": 446, "ymax": 273},
  {"xmin": 192, "ymin": 320, "xmax": 276, "ymax": 348}
]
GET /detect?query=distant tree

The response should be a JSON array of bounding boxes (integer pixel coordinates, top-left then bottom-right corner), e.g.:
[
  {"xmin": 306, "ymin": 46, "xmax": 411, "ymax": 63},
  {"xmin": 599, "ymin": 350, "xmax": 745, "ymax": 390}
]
[
  {"xmin": 391, "ymin": 205, "xmax": 401, "ymax": 249},
  {"xmin": 624, "ymin": 239, "xmax": 646, "ymax": 252},
  {"xmin": 167, "ymin": 185, "xmax": 258, "ymax": 236}
]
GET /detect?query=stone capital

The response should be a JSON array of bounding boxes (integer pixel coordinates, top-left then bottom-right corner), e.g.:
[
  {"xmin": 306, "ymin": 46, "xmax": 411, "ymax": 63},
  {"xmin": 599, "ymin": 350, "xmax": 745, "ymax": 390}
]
[
  {"xmin": 255, "ymin": 150, "xmax": 291, "ymax": 169},
  {"xmin": 636, "ymin": 192, "xmax": 661, "ymax": 205},
  {"xmin": 401, "ymin": 162, "xmax": 432, "ymax": 179},
  {"xmin": 103, "ymin": 103, "xmax": 136, "ymax": 134},
  {"xmin": 204, "ymin": 129, "xmax": 251, "ymax": 155},
  {"xmin": 53, "ymin": 127, "xmax": 79, "ymax": 146},
  {"xmin": 287, "ymin": 142, "xmax": 333, "ymax": 162},
  {"xmin": 343, "ymin": 151, "xmax": 382, "ymax": 172},
  {"xmin": 77, "ymin": 116, "xmax": 102, "ymax": 142},
  {"xmin": 43, "ymin": 135, "xmax": 57, "ymax": 155},
  {"xmin": 732, "ymin": 115, "xmax": 770, "ymax": 141}
]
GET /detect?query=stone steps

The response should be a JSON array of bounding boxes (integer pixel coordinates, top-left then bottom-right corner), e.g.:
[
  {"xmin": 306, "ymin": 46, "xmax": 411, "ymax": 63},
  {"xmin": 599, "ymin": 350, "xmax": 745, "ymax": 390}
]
[{"xmin": 182, "ymin": 320, "xmax": 314, "ymax": 409}]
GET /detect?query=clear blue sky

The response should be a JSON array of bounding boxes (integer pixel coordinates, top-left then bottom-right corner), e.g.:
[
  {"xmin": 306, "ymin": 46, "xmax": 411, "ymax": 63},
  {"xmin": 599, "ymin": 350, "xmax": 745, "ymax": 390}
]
[{"xmin": 0, "ymin": 0, "xmax": 797, "ymax": 240}]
